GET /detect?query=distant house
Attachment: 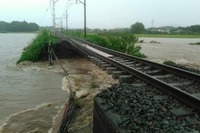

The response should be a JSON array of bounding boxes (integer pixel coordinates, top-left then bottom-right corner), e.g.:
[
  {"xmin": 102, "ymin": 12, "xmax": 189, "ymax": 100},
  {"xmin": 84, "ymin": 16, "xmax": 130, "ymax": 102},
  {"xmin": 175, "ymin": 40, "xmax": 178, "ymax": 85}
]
[{"xmin": 148, "ymin": 26, "xmax": 176, "ymax": 34}]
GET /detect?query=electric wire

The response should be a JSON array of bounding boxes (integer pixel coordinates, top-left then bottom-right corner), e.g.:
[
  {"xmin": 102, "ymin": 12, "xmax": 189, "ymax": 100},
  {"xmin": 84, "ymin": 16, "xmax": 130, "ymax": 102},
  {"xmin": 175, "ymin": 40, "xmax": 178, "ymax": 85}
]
[
  {"xmin": 39, "ymin": 5, "xmax": 50, "ymax": 26},
  {"xmin": 50, "ymin": 47, "xmax": 81, "ymax": 133}
]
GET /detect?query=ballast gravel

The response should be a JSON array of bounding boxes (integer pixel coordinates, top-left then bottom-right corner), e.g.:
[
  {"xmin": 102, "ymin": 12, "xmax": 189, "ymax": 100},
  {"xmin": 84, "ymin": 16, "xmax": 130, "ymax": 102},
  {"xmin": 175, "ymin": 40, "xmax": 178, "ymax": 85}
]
[{"xmin": 96, "ymin": 84, "xmax": 200, "ymax": 132}]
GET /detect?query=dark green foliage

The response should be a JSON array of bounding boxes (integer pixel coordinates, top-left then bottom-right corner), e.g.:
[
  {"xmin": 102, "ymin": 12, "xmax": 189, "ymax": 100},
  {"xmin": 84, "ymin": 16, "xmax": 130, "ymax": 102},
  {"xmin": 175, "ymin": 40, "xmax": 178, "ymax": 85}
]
[
  {"xmin": 86, "ymin": 35, "xmax": 109, "ymax": 47},
  {"xmin": 130, "ymin": 22, "xmax": 145, "ymax": 34},
  {"xmin": 66, "ymin": 29, "xmax": 84, "ymax": 38},
  {"xmin": 67, "ymin": 30, "xmax": 146, "ymax": 58},
  {"xmin": 189, "ymin": 42, "xmax": 200, "ymax": 45},
  {"xmin": 85, "ymin": 33, "xmax": 146, "ymax": 58},
  {"xmin": 0, "ymin": 21, "xmax": 39, "ymax": 32},
  {"xmin": 163, "ymin": 60, "xmax": 177, "ymax": 66},
  {"xmin": 0, "ymin": 21, "xmax": 8, "ymax": 32},
  {"xmin": 147, "ymin": 25, "xmax": 200, "ymax": 35},
  {"xmin": 17, "ymin": 30, "xmax": 58, "ymax": 64},
  {"xmin": 29, "ymin": 23, "xmax": 40, "ymax": 31},
  {"xmin": 183, "ymin": 25, "xmax": 200, "ymax": 34}
]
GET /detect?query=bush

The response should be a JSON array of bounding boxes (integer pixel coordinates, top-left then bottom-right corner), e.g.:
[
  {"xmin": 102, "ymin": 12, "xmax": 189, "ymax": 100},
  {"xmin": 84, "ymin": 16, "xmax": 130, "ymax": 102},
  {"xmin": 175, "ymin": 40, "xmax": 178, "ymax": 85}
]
[
  {"xmin": 86, "ymin": 33, "xmax": 146, "ymax": 58},
  {"xmin": 189, "ymin": 42, "xmax": 200, "ymax": 45},
  {"xmin": 17, "ymin": 30, "xmax": 58, "ymax": 64},
  {"xmin": 67, "ymin": 31, "xmax": 146, "ymax": 58},
  {"xmin": 86, "ymin": 35, "xmax": 110, "ymax": 47},
  {"xmin": 67, "ymin": 30, "xmax": 83, "ymax": 38},
  {"xmin": 163, "ymin": 60, "xmax": 177, "ymax": 66}
]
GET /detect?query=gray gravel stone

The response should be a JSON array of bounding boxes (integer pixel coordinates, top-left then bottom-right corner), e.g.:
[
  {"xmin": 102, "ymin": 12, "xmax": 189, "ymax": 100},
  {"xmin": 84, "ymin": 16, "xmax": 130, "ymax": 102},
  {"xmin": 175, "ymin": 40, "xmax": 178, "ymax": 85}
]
[{"xmin": 96, "ymin": 84, "xmax": 200, "ymax": 132}]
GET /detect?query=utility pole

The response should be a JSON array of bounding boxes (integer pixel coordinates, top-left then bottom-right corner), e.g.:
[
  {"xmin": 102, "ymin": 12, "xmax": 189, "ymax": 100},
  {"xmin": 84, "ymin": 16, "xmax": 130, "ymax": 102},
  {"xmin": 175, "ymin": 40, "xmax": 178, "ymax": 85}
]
[
  {"xmin": 66, "ymin": 9, "xmax": 68, "ymax": 33},
  {"xmin": 84, "ymin": 0, "xmax": 86, "ymax": 38},
  {"xmin": 51, "ymin": 0, "xmax": 60, "ymax": 30},
  {"xmin": 151, "ymin": 19, "xmax": 154, "ymax": 28},
  {"xmin": 60, "ymin": 18, "xmax": 63, "ymax": 32},
  {"xmin": 76, "ymin": 0, "xmax": 86, "ymax": 38}
]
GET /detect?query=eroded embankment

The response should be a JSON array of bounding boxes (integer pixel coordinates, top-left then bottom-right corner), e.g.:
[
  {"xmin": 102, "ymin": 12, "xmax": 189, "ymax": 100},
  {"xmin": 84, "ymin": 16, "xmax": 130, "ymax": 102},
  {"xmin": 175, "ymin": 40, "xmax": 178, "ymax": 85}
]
[{"xmin": 46, "ymin": 59, "xmax": 118, "ymax": 133}]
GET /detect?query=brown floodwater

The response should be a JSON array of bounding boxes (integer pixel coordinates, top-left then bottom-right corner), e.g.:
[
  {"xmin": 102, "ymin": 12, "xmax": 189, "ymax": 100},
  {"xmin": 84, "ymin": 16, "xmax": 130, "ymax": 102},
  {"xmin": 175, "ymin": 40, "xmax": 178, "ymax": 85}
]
[
  {"xmin": 138, "ymin": 38, "xmax": 200, "ymax": 68},
  {"xmin": 0, "ymin": 34, "xmax": 68, "ymax": 133}
]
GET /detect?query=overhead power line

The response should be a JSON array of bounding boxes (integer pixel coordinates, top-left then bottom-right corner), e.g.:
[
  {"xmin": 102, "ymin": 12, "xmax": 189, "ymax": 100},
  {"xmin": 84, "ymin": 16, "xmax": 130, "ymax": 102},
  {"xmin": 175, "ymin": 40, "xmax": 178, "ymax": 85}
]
[{"xmin": 39, "ymin": 6, "xmax": 50, "ymax": 26}]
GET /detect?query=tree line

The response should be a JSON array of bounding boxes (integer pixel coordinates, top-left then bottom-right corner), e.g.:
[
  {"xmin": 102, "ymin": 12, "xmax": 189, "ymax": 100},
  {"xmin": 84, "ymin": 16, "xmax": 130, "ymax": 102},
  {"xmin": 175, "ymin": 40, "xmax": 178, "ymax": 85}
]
[
  {"xmin": 80, "ymin": 22, "xmax": 200, "ymax": 35},
  {"xmin": 0, "ymin": 21, "xmax": 39, "ymax": 32},
  {"xmin": 130, "ymin": 22, "xmax": 200, "ymax": 34}
]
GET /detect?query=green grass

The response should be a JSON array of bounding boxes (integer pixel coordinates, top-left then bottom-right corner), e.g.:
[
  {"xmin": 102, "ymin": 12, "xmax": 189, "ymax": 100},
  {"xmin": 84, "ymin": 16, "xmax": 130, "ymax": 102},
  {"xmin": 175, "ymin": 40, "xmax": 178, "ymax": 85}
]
[
  {"xmin": 17, "ymin": 30, "xmax": 58, "ymax": 64},
  {"xmin": 135, "ymin": 34, "xmax": 200, "ymax": 38}
]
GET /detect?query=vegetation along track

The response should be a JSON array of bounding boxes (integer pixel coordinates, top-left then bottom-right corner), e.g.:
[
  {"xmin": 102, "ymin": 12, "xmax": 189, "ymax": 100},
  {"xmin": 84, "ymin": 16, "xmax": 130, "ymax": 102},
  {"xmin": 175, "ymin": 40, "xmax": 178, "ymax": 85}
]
[{"xmin": 64, "ymin": 36, "xmax": 200, "ymax": 113}]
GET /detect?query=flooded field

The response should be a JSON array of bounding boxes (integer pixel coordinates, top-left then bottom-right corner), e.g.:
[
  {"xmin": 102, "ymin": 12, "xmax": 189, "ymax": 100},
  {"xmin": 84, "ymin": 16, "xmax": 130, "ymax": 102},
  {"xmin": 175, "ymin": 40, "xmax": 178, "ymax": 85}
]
[{"xmin": 138, "ymin": 38, "xmax": 200, "ymax": 68}]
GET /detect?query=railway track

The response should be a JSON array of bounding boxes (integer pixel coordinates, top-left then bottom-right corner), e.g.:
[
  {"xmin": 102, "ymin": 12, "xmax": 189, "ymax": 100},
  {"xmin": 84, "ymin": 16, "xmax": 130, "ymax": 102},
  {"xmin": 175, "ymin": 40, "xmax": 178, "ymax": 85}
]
[{"xmin": 65, "ymin": 36, "xmax": 200, "ymax": 113}]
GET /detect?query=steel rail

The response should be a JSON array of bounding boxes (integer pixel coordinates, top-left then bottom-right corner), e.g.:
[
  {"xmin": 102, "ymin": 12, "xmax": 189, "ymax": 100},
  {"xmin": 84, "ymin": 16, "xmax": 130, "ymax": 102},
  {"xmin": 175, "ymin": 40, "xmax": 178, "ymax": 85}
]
[
  {"xmin": 67, "ymin": 37, "xmax": 200, "ymax": 112},
  {"xmin": 71, "ymin": 37, "xmax": 200, "ymax": 83}
]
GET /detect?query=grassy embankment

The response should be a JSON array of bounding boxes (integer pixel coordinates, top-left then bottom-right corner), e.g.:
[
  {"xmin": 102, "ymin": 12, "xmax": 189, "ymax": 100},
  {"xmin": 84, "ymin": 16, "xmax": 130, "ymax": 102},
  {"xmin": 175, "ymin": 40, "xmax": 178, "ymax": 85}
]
[
  {"xmin": 17, "ymin": 30, "xmax": 58, "ymax": 64},
  {"xmin": 135, "ymin": 34, "xmax": 200, "ymax": 38}
]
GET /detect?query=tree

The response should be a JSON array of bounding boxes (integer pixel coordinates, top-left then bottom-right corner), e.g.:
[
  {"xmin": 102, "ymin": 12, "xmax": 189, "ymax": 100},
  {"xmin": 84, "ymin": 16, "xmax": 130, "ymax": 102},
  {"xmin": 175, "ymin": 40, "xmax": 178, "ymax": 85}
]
[
  {"xmin": 130, "ymin": 22, "xmax": 145, "ymax": 34},
  {"xmin": 0, "ymin": 21, "xmax": 9, "ymax": 32},
  {"xmin": 29, "ymin": 22, "xmax": 40, "ymax": 31},
  {"xmin": 186, "ymin": 25, "xmax": 200, "ymax": 33},
  {"xmin": 0, "ymin": 21, "xmax": 39, "ymax": 32}
]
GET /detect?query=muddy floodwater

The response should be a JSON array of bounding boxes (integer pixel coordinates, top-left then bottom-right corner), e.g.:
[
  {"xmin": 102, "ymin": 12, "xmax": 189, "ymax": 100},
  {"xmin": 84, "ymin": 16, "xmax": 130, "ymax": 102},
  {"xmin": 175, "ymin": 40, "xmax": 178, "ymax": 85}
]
[
  {"xmin": 0, "ymin": 33, "xmax": 68, "ymax": 132},
  {"xmin": 138, "ymin": 38, "xmax": 200, "ymax": 68}
]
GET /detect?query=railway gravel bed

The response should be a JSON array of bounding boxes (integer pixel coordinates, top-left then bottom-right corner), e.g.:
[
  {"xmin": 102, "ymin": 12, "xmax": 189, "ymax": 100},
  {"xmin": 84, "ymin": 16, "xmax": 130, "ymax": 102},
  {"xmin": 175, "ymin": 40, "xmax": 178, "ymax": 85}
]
[
  {"xmin": 95, "ymin": 84, "xmax": 200, "ymax": 132},
  {"xmin": 158, "ymin": 75, "xmax": 189, "ymax": 83},
  {"xmin": 178, "ymin": 83, "xmax": 200, "ymax": 94},
  {"xmin": 168, "ymin": 64, "xmax": 200, "ymax": 75}
]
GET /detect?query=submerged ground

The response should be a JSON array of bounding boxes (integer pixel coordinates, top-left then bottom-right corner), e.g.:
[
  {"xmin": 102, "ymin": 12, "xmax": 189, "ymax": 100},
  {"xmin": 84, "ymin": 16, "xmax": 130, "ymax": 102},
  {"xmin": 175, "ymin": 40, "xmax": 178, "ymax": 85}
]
[
  {"xmin": 138, "ymin": 37, "xmax": 200, "ymax": 69},
  {"xmin": 0, "ymin": 58, "xmax": 117, "ymax": 133}
]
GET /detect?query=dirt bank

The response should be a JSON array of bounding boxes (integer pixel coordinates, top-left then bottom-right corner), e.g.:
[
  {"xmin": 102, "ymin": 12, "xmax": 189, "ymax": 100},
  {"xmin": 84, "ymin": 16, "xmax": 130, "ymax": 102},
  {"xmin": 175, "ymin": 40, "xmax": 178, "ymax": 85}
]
[{"xmin": 51, "ymin": 58, "xmax": 118, "ymax": 133}]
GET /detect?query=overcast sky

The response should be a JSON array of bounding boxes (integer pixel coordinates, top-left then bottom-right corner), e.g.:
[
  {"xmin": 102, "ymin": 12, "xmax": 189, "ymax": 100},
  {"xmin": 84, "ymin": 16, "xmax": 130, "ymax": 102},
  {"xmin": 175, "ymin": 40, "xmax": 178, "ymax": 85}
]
[{"xmin": 0, "ymin": 0, "xmax": 200, "ymax": 29}]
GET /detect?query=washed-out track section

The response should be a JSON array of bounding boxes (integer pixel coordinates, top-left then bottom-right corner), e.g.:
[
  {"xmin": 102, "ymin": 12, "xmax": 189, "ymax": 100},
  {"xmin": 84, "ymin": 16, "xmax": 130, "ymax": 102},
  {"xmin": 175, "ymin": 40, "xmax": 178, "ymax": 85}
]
[{"xmin": 63, "ymin": 36, "xmax": 200, "ymax": 132}]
